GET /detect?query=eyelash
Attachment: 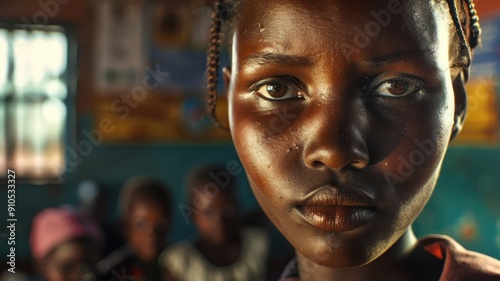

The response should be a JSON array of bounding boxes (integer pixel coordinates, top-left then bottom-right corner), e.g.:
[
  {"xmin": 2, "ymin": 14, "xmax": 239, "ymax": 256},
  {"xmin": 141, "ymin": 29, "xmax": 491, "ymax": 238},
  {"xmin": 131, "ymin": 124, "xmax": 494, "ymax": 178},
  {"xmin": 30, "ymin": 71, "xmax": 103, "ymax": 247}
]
[
  {"xmin": 250, "ymin": 73, "xmax": 424, "ymax": 101},
  {"xmin": 250, "ymin": 76, "xmax": 305, "ymax": 101},
  {"xmin": 367, "ymin": 74, "xmax": 424, "ymax": 98}
]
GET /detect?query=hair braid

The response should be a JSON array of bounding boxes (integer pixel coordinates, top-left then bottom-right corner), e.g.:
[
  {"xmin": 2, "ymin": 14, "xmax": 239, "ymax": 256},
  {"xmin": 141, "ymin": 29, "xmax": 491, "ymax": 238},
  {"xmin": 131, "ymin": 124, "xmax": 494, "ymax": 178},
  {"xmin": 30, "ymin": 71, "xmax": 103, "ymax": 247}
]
[
  {"xmin": 465, "ymin": 0, "xmax": 481, "ymax": 49},
  {"xmin": 446, "ymin": 0, "xmax": 482, "ymax": 81},
  {"xmin": 206, "ymin": 0, "xmax": 227, "ymax": 129}
]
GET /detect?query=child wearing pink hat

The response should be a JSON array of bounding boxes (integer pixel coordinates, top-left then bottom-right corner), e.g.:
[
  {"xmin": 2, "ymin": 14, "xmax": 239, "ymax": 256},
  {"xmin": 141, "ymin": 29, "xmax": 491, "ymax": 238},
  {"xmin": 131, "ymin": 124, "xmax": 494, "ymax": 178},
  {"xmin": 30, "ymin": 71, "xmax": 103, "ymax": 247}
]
[{"xmin": 30, "ymin": 206, "xmax": 102, "ymax": 281}]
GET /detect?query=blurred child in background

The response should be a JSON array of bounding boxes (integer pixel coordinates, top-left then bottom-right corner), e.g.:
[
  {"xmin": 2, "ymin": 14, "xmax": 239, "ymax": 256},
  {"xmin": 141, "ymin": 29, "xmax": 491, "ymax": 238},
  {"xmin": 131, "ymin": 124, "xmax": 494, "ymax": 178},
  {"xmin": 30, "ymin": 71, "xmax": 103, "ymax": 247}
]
[
  {"xmin": 98, "ymin": 177, "xmax": 172, "ymax": 281},
  {"xmin": 30, "ymin": 206, "xmax": 102, "ymax": 281},
  {"xmin": 161, "ymin": 164, "xmax": 269, "ymax": 281},
  {"xmin": 77, "ymin": 180, "xmax": 124, "ymax": 258}
]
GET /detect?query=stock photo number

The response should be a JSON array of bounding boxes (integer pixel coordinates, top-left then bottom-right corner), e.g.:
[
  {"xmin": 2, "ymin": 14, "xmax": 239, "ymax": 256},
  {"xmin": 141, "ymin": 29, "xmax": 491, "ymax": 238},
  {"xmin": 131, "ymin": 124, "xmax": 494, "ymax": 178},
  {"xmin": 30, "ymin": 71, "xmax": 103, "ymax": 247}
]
[{"xmin": 7, "ymin": 169, "xmax": 16, "ymax": 273}]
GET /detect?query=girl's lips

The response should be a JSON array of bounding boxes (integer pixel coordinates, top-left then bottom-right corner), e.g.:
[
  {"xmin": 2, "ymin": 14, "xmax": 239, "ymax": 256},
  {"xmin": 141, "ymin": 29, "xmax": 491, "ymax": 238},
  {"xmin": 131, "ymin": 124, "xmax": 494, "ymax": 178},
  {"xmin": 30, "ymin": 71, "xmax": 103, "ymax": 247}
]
[
  {"xmin": 297, "ymin": 205, "xmax": 377, "ymax": 232},
  {"xmin": 295, "ymin": 186, "xmax": 378, "ymax": 232}
]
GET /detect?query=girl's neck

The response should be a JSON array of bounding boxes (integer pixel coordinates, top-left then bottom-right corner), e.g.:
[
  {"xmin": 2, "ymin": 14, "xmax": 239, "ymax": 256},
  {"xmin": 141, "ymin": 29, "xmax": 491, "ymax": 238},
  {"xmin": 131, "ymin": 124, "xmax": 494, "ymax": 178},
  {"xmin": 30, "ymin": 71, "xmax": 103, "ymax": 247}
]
[{"xmin": 295, "ymin": 229, "xmax": 443, "ymax": 281}]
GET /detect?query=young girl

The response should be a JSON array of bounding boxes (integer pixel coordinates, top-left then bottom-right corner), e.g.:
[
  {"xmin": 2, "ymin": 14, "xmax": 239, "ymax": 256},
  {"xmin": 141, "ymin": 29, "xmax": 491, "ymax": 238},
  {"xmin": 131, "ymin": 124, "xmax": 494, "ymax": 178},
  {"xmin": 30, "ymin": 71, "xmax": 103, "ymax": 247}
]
[
  {"xmin": 161, "ymin": 164, "xmax": 269, "ymax": 281},
  {"xmin": 205, "ymin": 0, "xmax": 500, "ymax": 280},
  {"xmin": 30, "ymin": 207, "xmax": 102, "ymax": 281},
  {"xmin": 98, "ymin": 177, "xmax": 172, "ymax": 281}
]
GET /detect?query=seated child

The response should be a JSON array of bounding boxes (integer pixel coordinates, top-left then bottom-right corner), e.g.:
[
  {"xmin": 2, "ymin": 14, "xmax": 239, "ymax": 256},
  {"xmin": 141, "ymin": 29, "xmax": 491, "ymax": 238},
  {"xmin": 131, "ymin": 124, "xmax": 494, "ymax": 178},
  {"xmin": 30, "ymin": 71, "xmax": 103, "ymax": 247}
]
[
  {"xmin": 30, "ymin": 206, "xmax": 102, "ymax": 281},
  {"xmin": 204, "ymin": 0, "xmax": 500, "ymax": 280},
  {"xmin": 161, "ymin": 164, "xmax": 269, "ymax": 281},
  {"xmin": 98, "ymin": 177, "xmax": 171, "ymax": 281}
]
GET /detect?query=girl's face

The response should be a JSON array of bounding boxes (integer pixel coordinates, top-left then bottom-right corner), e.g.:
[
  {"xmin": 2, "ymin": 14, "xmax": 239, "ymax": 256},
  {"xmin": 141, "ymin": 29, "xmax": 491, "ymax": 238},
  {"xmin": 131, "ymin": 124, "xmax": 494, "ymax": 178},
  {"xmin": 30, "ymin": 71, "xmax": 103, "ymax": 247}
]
[
  {"xmin": 193, "ymin": 190, "xmax": 238, "ymax": 245},
  {"xmin": 42, "ymin": 240, "xmax": 97, "ymax": 281},
  {"xmin": 227, "ymin": 0, "xmax": 464, "ymax": 267},
  {"xmin": 126, "ymin": 202, "xmax": 169, "ymax": 261}
]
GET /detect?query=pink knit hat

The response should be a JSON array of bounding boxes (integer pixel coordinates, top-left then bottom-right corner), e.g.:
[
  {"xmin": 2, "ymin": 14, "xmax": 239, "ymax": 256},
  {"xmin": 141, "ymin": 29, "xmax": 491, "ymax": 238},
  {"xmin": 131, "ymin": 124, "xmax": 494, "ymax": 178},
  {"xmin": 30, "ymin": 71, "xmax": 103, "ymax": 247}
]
[{"xmin": 30, "ymin": 206, "xmax": 102, "ymax": 261}]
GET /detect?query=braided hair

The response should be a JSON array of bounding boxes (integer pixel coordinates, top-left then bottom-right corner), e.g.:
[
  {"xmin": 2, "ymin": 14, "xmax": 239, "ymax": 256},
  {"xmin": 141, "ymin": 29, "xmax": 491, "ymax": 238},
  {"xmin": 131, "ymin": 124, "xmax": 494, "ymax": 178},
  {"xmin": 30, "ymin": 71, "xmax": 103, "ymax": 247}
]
[
  {"xmin": 206, "ymin": 0, "xmax": 482, "ymax": 126},
  {"xmin": 446, "ymin": 0, "xmax": 482, "ymax": 81},
  {"xmin": 206, "ymin": 0, "xmax": 237, "ymax": 129}
]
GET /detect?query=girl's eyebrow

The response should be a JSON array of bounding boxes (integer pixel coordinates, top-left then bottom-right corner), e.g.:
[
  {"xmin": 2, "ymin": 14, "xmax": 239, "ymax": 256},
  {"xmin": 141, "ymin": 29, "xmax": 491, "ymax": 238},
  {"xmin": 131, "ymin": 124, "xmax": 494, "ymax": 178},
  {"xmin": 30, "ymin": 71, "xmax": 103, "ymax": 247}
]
[
  {"xmin": 241, "ymin": 49, "xmax": 436, "ymax": 70},
  {"xmin": 242, "ymin": 52, "xmax": 314, "ymax": 67},
  {"xmin": 363, "ymin": 48, "xmax": 433, "ymax": 67}
]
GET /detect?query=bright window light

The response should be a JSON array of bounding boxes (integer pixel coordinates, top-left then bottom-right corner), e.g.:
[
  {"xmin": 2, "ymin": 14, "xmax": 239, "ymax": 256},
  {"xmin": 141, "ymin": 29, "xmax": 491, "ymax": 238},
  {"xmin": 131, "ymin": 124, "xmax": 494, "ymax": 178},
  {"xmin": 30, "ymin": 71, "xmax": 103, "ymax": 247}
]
[{"xmin": 0, "ymin": 24, "xmax": 70, "ymax": 182}]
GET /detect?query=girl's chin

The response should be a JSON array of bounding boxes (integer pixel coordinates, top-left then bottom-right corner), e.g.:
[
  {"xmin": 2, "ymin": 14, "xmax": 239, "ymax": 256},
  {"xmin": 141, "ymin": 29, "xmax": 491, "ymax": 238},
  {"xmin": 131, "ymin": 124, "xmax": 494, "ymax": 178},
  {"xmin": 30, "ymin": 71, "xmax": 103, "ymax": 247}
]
[
  {"xmin": 304, "ymin": 251, "xmax": 374, "ymax": 268},
  {"xmin": 283, "ymin": 225, "xmax": 387, "ymax": 268}
]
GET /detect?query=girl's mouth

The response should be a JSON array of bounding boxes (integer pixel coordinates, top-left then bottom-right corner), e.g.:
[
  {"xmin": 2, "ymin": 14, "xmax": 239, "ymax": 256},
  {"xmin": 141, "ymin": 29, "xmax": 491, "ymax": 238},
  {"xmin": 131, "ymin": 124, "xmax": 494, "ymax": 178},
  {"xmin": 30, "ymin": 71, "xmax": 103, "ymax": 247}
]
[
  {"xmin": 295, "ymin": 186, "xmax": 378, "ymax": 232},
  {"xmin": 297, "ymin": 205, "xmax": 377, "ymax": 232}
]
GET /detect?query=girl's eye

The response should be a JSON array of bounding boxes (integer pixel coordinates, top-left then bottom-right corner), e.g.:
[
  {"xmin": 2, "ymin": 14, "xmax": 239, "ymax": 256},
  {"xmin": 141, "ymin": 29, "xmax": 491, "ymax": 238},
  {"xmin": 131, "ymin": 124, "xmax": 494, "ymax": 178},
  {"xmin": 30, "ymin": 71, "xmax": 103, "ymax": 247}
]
[
  {"xmin": 254, "ymin": 78, "xmax": 303, "ymax": 101},
  {"xmin": 372, "ymin": 79, "xmax": 421, "ymax": 97}
]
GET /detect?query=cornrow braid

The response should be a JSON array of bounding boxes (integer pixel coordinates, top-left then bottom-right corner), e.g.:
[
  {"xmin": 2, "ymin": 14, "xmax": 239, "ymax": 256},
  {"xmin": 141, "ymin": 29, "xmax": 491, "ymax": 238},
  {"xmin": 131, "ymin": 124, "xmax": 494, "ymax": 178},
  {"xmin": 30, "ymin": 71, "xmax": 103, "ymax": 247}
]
[
  {"xmin": 206, "ymin": 0, "xmax": 227, "ymax": 129},
  {"xmin": 465, "ymin": 0, "xmax": 481, "ymax": 49},
  {"xmin": 446, "ymin": 0, "xmax": 481, "ymax": 81}
]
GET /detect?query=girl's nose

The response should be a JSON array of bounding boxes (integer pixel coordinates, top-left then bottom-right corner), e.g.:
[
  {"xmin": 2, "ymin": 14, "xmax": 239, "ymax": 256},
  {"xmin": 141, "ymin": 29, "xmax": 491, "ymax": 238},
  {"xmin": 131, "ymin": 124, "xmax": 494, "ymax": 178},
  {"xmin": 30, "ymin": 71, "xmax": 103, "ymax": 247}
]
[{"xmin": 303, "ymin": 97, "xmax": 369, "ymax": 171}]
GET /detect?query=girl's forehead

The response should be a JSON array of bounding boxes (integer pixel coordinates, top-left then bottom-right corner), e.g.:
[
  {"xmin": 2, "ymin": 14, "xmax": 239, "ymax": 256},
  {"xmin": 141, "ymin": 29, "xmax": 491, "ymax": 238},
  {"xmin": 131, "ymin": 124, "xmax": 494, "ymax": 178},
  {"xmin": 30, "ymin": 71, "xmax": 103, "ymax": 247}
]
[
  {"xmin": 237, "ymin": 0, "xmax": 445, "ymax": 22},
  {"xmin": 233, "ymin": 0, "xmax": 451, "ymax": 68}
]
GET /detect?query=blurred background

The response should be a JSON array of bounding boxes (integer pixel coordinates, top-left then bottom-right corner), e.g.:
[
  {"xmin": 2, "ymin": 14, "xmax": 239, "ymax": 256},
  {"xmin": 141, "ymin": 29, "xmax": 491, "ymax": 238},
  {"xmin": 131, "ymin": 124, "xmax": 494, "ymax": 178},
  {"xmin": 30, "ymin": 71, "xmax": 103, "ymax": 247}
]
[{"xmin": 0, "ymin": 0, "xmax": 499, "ymax": 279}]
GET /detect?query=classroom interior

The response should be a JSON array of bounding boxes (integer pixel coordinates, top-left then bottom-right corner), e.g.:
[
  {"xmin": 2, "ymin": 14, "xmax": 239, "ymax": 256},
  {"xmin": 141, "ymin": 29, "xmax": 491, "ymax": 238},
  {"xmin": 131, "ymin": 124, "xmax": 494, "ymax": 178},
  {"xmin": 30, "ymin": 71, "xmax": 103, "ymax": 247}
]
[{"xmin": 0, "ymin": 0, "xmax": 500, "ymax": 279}]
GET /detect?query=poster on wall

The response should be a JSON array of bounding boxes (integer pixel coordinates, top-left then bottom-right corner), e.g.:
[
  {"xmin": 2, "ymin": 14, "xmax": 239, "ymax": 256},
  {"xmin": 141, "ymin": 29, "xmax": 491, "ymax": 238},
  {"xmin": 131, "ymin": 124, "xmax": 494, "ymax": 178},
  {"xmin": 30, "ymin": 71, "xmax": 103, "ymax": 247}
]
[
  {"xmin": 93, "ymin": 0, "xmax": 145, "ymax": 92},
  {"xmin": 455, "ymin": 15, "xmax": 500, "ymax": 144},
  {"xmin": 456, "ymin": 78, "xmax": 499, "ymax": 143},
  {"xmin": 147, "ymin": 0, "xmax": 229, "ymax": 93},
  {"xmin": 92, "ymin": 0, "xmax": 232, "ymax": 142},
  {"xmin": 470, "ymin": 16, "xmax": 500, "ymax": 78}
]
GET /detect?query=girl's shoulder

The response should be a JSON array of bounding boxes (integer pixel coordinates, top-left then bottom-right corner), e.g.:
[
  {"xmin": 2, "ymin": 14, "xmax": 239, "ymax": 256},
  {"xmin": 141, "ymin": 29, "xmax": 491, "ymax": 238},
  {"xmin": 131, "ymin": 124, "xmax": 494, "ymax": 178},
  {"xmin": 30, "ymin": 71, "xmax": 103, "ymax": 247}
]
[{"xmin": 419, "ymin": 235, "xmax": 500, "ymax": 280}]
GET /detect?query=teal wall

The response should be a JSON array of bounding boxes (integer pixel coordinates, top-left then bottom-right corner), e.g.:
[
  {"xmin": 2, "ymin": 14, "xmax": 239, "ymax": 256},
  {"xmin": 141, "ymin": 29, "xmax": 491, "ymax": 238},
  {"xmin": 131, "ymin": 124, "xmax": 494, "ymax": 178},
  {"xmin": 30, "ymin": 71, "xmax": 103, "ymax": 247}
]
[{"xmin": 414, "ymin": 146, "xmax": 500, "ymax": 259}]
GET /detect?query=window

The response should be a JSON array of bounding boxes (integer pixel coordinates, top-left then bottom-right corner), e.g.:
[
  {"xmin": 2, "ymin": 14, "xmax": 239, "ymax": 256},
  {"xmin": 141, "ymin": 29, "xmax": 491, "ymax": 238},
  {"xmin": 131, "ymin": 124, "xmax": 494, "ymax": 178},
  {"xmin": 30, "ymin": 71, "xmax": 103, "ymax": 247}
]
[{"xmin": 0, "ymin": 24, "xmax": 73, "ymax": 183}]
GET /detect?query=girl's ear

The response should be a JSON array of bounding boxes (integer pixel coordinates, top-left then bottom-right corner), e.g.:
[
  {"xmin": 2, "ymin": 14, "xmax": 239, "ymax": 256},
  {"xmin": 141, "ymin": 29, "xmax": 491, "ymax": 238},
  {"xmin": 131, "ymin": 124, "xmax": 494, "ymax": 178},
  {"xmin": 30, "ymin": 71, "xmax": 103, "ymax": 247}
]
[
  {"xmin": 450, "ymin": 71, "xmax": 468, "ymax": 141},
  {"xmin": 222, "ymin": 67, "xmax": 232, "ymax": 93}
]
